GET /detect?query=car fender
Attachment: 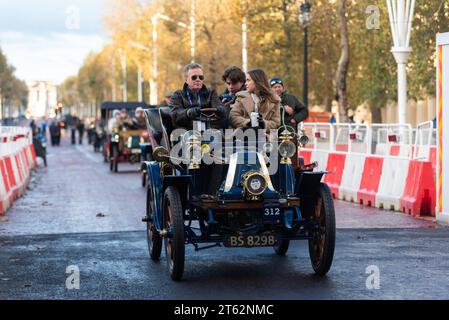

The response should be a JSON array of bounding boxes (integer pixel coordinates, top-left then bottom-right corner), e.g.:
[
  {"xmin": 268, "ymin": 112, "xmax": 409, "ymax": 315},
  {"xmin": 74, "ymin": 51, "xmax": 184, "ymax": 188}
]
[
  {"xmin": 144, "ymin": 161, "xmax": 164, "ymax": 230},
  {"xmin": 295, "ymin": 171, "xmax": 330, "ymax": 218}
]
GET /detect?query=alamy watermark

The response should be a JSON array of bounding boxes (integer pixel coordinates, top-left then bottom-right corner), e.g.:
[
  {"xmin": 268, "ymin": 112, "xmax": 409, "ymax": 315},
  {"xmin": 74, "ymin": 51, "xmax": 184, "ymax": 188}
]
[
  {"xmin": 65, "ymin": 5, "xmax": 80, "ymax": 30},
  {"xmin": 66, "ymin": 265, "xmax": 80, "ymax": 290},
  {"xmin": 365, "ymin": 265, "xmax": 380, "ymax": 290},
  {"xmin": 366, "ymin": 5, "xmax": 380, "ymax": 30}
]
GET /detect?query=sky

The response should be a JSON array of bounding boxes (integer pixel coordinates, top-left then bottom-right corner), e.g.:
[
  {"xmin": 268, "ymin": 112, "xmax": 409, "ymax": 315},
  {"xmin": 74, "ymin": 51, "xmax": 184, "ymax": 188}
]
[{"xmin": 0, "ymin": 0, "xmax": 109, "ymax": 84}]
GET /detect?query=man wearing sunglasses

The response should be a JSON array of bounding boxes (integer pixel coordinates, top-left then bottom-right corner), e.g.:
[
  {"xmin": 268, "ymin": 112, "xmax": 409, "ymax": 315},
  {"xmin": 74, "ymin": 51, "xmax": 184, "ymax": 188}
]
[
  {"xmin": 170, "ymin": 63, "xmax": 228, "ymax": 130},
  {"xmin": 270, "ymin": 77, "xmax": 309, "ymax": 127}
]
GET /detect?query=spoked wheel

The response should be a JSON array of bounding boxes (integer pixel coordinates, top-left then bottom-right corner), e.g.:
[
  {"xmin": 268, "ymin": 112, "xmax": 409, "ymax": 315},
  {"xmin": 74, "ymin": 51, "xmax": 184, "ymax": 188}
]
[
  {"xmin": 308, "ymin": 183, "xmax": 336, "ymax": 276},
  {"xmin": 274, "ymin": 239, "xmax": 290, "ymax": 256},
  {"xmin": 163, "ymin": 187, "xmax": 185, "ymax": 281},
  {"xmin": 146, "ymin": 185, "xmax": 162, "ymax": 261}
]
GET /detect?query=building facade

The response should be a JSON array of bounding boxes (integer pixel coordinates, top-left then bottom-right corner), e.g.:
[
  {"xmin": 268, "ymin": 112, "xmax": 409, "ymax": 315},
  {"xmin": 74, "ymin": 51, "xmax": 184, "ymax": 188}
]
[{"xmin": 27, "ymin": 81, "xmax": 58, "ymax": 118}]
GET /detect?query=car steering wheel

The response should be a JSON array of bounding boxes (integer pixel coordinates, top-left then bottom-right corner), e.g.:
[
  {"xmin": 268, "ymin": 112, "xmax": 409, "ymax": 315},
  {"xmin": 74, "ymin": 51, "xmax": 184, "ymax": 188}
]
[{"xmin": 197, "ymin": 108, "xmax": 220, "ymax": 122}]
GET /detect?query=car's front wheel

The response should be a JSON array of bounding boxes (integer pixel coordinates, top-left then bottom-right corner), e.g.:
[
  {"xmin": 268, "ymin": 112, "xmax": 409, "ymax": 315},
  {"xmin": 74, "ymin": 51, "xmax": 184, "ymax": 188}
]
[
  {"xmin": 308, "ymin": 183, "xmax": 336, "ymax": 276},
  {"xmin": 146, "ymin": 185, "xmax": 162, "ymax": 261},
  {"xmin": 163, "ymin": 187, "xmax": 185, "ymax": 281}
]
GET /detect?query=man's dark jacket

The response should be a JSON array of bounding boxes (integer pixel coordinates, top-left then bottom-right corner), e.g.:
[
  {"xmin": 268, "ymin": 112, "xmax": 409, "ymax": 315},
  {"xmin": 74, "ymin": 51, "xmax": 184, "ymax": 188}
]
[
  {"xmin": 170, "ymin": 83, "xmax": 227, "ymax": 130},
  {"xmin": 219, "ymin": 84, "xmax": 247, "ymax": 105},
  {"xmin": 280, "ymin": 92, "xmax": 309, "ymax": 125}
]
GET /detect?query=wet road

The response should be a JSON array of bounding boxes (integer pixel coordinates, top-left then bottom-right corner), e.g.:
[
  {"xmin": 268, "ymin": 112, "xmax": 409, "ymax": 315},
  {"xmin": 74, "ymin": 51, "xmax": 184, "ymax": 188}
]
[{"xmin": 1, "ymin": 137, "xmax": 448, "ymax": 300}]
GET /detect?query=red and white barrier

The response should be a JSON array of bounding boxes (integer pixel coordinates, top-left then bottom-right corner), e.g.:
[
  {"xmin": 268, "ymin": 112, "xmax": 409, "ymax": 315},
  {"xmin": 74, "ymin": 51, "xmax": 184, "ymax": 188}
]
[
  {"xmin": 338, "ymin": 153, "xmax": 366, "ymax": 203},
  {"xmin": 0, "ymin": 157, "xmax": 12, "ymax": 214},
  {"xmin": 323, "ymin": 153, "xmax": 346, "ymax": 199},
  {"xmin": 300, "ymin": 121, "xmax": 437, "ymax": 218},
  {"xmin": 358, "ymin": 157, "xmax": 384, "ymax": 207},
  {"xmin": 0, "ymin": 127, "xmax": 36, "ymax": 216},
  {"xmin": 401, "ymin": 160, "xmax": 436, "ymax": 217},
  {"xmin": 375, "ymin": 157, "xmax": 410, "ymax": 211}
]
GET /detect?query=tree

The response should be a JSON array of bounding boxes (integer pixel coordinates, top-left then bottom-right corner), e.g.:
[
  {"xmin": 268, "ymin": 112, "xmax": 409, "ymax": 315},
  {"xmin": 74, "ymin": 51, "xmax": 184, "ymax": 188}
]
[
  {"xmin": 0, "ymin": 47, "xmax": 28, "ymax": 119},
  {"xmin": 408, "ymin": 1, "xmax": 449, "ymax": 99},
  {"xmin": 62, "ymin": 0, "xmax": 448, "ymax": 123},
  {"xmin": 336, "ymin": 0, "xmax": 350, "ymax": 123}
]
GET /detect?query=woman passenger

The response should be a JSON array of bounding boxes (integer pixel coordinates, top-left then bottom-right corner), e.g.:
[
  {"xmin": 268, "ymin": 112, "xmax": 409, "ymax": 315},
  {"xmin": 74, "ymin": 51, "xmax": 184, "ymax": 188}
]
[{"xmin": 229, "ymin": 68, "xmax": 281, "ymax": 131}]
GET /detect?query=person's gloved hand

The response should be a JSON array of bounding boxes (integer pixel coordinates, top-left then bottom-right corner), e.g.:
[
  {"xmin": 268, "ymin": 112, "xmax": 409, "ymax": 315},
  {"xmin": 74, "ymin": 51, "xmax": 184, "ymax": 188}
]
[
  {"xmin": 187, "ymin": 107, "xmax": 201, "ymax": 119},
  {"xmin": 215, "ymin": 105, "xmax": 227, "ymax": 119},
  {"xmin": 258, "ymin": 114, "xmax": 266, "ymax": 129}
]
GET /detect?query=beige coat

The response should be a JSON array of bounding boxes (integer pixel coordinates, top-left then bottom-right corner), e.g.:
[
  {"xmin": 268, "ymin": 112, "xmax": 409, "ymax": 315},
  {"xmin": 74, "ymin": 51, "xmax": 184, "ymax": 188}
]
[{"xmin": 229, "ymin": 91, "xmax": 281, "ymax": 130}]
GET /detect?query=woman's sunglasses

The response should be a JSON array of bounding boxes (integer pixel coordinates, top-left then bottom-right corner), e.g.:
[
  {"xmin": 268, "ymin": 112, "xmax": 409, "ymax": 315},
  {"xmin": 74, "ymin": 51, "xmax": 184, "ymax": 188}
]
[{"xmin": 191, "ymin": 75, "xmax": 204, "ymax": 81}]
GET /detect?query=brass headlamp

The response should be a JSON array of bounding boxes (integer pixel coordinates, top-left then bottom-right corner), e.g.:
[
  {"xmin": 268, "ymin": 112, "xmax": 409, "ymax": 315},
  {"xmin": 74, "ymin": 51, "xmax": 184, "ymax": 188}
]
[
  {"xmin": 278, "ymin": 128, "xmax": 296, "ymax": 164},
  {"xmin": 242, "ymin": 171, "xmax": 268, "ymax": 201},
  {"xmin": 184, "ymin": 131, "xmax": 202, "ymax": 170}
]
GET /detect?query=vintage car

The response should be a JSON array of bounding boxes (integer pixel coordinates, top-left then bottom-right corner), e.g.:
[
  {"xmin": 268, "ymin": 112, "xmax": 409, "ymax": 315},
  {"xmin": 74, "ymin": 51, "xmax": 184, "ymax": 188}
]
[
  {"xmin": 141, "ymin": 107, "xmax": 335, "ymax": 281},
  {"xmin": 100, "ymin": 102, "xmax": 153, "ymax": 173}
]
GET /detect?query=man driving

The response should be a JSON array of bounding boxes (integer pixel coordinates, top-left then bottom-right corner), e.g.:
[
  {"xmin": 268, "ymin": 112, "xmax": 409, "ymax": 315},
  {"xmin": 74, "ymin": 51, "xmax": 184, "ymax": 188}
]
[
  {"xmin": 170, "ymin": 63, "xmax": 227, "ymax": 131},
  {"xmin": 133, "ymin": 107, "xmax": 147, "ymax": 130},
  {"xmin": 114, "ymin": 109, "xmax": 134, "ymax": 131}
]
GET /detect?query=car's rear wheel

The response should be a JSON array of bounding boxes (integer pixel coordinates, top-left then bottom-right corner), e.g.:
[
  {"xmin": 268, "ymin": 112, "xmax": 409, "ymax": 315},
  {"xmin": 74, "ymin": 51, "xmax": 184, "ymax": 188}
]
[
  {"xmin": 274, "ymin": 239, "xmax": 290, "ymax": 256},
  {"xmin": 308, "ymin": 183, "xmax": 336, "ymax": 276},
  {"xmin": 163, "ymin": 187, "xmax": 185, "ymax": 281},
  {"xmin": 146, "ymin": 185, "xmax": 162, "ymax": 261}
]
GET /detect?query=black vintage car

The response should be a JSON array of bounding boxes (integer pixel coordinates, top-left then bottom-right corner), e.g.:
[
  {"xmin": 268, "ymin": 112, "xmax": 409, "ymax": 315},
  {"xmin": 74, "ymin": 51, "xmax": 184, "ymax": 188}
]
[
  {"xmin": 142, "ymin": 108, "xmax": 335, "ymax": 281},
  {"xmin": 100, "ymin": 102, "xmax": 153, "ymax": 172}
]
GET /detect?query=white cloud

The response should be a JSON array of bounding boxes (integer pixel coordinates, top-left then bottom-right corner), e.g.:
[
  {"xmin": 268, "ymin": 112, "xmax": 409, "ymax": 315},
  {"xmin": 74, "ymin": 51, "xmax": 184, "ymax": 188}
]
[
  {"xmin": 0, "ymin": 31, "xmax": 107, "ymax": 84},
  {"xmin": 0, "ymin": 31, "xmax": 26, "ymax": 41}
]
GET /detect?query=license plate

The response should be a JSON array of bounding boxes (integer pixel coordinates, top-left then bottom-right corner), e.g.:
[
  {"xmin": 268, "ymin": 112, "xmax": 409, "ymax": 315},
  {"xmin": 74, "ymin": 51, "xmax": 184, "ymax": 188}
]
[
  {"xmin": 263, "ymin": 206, "xmax": 281, "ymax": 224},
  {"xmin": 131, "ymin": 149, "xmax": 141, "ymax": 154},
  {"xmin": 224, "ymin": 234, "xmax": 278, "ymax": 248}
]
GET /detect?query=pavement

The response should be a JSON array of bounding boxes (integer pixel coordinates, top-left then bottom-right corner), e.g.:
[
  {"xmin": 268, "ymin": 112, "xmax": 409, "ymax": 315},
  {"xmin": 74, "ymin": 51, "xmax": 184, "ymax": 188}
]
[{"xmin": 0, "ymin": 137, "xmax": 448, "ymax": 300}]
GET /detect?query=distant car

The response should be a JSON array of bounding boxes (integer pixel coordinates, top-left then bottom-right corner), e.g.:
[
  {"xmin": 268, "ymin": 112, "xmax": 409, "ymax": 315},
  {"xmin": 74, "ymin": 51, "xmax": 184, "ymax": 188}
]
[
  {"xmin": 100, "ymin": 102, "xmax": 152, "ymax": 173},
  {"xmin": 141, "ymin": 107, "xmax": 336, "ymax": 281}
]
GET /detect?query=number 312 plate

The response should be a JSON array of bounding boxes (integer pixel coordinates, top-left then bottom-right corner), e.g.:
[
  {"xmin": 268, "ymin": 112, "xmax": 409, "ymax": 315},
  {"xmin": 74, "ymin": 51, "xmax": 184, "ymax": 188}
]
[{"xmin": 263, "ymin": 206, "xmax": 281, "ymax": 224}]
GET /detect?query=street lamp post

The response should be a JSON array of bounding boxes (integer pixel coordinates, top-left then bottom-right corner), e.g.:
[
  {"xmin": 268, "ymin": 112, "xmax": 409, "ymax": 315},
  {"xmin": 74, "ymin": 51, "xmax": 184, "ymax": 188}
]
[
  {"xmin": 190, "ymin": 0, "xmax": 196, "ymax": 63},
  {"xmin": 118, "ymin": 48, "xmax": 127, "ymax": 103},
  {"xmin": 150, "ymin": 7, "xmax": 196, "ymax": 105},
  {"xmin": 242, "ymin": 16, "xmax": 248, "ymax": 73},
  {"xmin": 299, "ymin": 2, "xmax": 312, "ymax": 109},
  {"xmin": 151, "ymin": 15, "xmax": 159, "ymax": 106},
  {"xmin": 128, "ymin": 4, "xmax": 196, "ymax": 106},
  {"xmin": 387, "ymin": 0, "xmax": 415, "ymax": 124}
]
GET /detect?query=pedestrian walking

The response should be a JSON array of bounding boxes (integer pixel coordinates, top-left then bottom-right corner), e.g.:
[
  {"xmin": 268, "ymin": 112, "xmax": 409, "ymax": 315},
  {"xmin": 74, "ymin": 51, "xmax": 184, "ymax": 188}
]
[
  {"xmin": 49, "ymin": 121, "xmax": 61, "ymax": 146},
  {"xmin": 69, "ymin": 115, "xmax": 79, "ymax": 145},
  {"xmin": 77, "ymin": 119, "xmax": 85, "ymax": 145}
]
